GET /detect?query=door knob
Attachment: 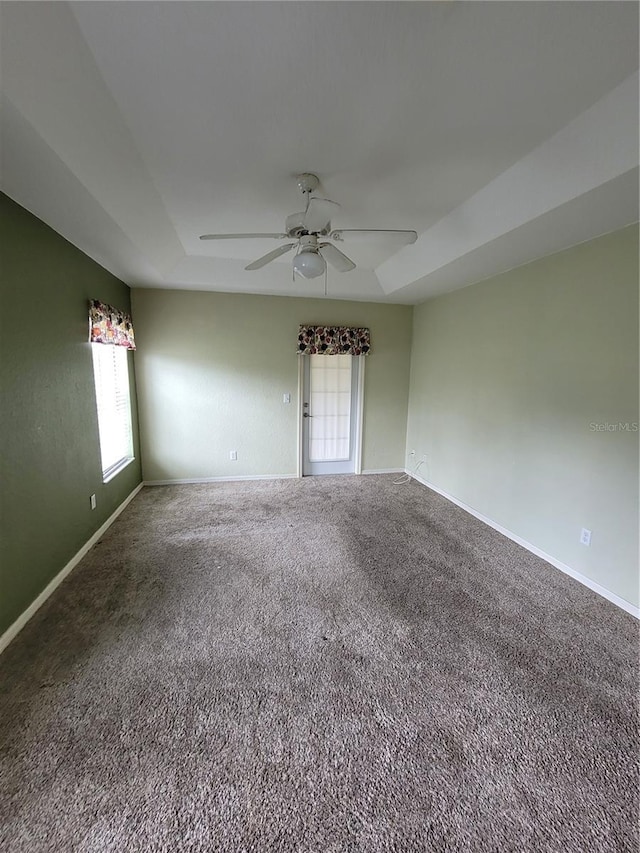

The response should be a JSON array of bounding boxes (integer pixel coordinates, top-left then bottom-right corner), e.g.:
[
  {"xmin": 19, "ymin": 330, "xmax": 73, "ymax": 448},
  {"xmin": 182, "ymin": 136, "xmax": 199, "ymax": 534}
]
[{"xmin": 303, "ymin": 412, "xmax": 313, "ymax": 418}]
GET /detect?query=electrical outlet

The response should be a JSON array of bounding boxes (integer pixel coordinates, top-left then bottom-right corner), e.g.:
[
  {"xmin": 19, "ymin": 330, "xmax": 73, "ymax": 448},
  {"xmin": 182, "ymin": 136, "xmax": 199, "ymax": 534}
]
[
  {"xmin": 230, "ymin": 450, "xmax": 237, "ymax": 461},
  {"xmin": 89, "ymin": 494, "xmax": 97, "ymax": 510},
  {"xmin": 580, "ymin": 528, "xmax": 591, "ymax": 546}
]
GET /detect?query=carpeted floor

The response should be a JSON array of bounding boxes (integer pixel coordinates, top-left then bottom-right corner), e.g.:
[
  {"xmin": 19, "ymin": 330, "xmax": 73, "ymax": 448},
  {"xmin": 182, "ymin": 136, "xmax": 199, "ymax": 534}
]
[{"xmin": 1, "ymin": 475, "xmax": 638, "ymax": 852}]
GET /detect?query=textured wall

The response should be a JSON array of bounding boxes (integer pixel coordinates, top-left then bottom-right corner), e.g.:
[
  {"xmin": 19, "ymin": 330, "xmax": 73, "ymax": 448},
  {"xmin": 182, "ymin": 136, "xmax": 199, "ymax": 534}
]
[
  {"xmin": 407, "ymin": 225, "xmax": 639, "ymax": 607},
  {"xmin": 131, "ymin": 289, "xmax": 413, "ymax": 481},
  {"xmin": 0, "ymin": 193, "xmax": 142, "ymax": 637}
]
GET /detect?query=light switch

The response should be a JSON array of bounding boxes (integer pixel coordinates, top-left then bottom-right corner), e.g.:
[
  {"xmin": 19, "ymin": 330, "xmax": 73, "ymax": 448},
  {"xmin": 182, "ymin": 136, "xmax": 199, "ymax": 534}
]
[{"xmin": 283, "ymin": 393, "xmax": 291, "ymax": 404}]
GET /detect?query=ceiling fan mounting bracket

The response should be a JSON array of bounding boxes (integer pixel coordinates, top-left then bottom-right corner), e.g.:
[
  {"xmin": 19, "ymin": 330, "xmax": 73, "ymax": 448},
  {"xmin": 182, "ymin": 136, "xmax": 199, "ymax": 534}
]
[{"xmin": 296, "ymin": 173, "xmax": 320, "ymax": 196}]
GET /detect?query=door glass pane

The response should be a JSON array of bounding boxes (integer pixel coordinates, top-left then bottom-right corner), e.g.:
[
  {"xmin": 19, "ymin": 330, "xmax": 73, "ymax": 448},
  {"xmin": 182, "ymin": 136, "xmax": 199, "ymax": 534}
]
[{"xmin": 309, "ymin": 354, "xmax": 351, "ymax": 461}]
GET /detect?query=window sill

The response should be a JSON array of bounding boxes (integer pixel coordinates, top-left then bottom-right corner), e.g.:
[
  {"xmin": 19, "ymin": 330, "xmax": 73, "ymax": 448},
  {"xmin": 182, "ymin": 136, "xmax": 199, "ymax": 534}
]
[{"xmin": 103, "ymin": 456, "xmax": 135, "ymax": 484}]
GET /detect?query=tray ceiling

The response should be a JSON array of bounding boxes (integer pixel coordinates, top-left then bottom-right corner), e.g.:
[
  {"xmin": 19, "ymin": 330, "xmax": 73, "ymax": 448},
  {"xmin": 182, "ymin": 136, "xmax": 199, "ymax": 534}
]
[{"xmin": 1, "ymin": 1, "xmax": 638, "ymax": 303}]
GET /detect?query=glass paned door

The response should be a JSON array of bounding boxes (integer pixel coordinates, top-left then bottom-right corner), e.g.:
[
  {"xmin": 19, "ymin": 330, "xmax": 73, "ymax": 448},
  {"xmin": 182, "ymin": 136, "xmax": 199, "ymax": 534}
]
[{"xmin": 302, "ymin": 354, "xmax": 360, "ymax": 475}]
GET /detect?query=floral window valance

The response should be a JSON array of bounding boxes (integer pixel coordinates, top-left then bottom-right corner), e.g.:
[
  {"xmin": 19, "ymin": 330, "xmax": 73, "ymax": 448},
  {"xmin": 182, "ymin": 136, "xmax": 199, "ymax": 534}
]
[
  {"xmin": 298, "ymin": 326, "xmax": 371, "ymax": 355},
  {"xmin": 89, "ymin": 300, "xmax": 136, "ymax": 349},
  {"xmin": 297, "ymin": 325, "xmax": 370, "ymax": 356}
]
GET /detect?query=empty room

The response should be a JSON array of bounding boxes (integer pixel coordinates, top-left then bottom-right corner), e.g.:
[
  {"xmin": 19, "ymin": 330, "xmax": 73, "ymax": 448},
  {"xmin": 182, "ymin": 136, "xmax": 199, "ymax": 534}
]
[{"xmin": 1, "ymin": 2, "xmax": 638, "ymax": 851}]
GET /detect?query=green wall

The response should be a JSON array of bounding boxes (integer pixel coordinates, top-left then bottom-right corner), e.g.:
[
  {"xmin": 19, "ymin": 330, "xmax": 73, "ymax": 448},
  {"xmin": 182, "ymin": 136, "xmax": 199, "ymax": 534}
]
[
  {"xmin": 407, "ymin": 226, "xmax": 639, "ymax": 607},
  {"xmin": 131, "ymin": 289, "xmax": 413, "ymax": 481},
  {"xmin": 0, "ymin": 193, "xmax": 142, "ymax": 637}
]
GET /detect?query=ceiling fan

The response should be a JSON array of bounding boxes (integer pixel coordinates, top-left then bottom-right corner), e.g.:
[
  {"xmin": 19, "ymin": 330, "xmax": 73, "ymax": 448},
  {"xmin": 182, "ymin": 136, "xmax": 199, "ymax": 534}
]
[{"xmin": 199, "ymin": 173, "xmax": 417, "ymax": 280}]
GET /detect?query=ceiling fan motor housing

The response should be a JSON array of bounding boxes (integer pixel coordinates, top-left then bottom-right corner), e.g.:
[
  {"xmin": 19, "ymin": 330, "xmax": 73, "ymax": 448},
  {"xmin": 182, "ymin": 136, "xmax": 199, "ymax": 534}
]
[{"xmin": 286, "ymin": 211, "xmax": 330, "ymax": 238}]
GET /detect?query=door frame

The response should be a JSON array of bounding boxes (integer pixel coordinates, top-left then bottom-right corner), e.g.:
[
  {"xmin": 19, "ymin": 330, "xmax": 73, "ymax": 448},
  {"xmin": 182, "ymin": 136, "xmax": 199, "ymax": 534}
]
[{"xmin": 296, "ymin": 355, "xmax": 365, "ymax": 478}]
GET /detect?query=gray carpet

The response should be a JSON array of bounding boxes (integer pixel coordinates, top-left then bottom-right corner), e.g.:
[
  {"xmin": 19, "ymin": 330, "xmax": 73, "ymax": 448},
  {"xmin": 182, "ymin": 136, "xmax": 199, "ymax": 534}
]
[{"xmin": 1, "ymin": 475, "xmax": 638, "ymax": 852}]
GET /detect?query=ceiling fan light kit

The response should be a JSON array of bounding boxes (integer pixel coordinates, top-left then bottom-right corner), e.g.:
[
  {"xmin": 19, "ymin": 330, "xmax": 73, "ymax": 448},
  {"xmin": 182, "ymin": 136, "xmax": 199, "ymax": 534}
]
[
  {"xmin": 199, "ymin": 173, "xmax": 418, "ymax": 281},
  {"xmin": 293, "ymin": 248, "xmax": 326, "ymax": 280}
]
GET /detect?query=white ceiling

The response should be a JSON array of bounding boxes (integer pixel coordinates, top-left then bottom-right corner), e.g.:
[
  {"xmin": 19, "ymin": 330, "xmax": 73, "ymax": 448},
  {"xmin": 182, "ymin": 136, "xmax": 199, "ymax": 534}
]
[{"xmin": 1, "ymin": 1, "xmax": 638, "ymax": 304}]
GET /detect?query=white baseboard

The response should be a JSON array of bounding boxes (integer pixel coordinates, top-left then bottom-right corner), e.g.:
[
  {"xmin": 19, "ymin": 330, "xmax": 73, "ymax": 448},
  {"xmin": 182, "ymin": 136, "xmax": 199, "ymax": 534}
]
[
  {"xmin": 144, "ymin": 474, "xmax": 298, "ymax": 486},
  {"xmin": 145, "ymin": 471, "xmax": 405, "ymax": 485},
  {"xmin": 408, "ymin": 471, "xmax": 639, "ymax": 619},
  {"xmin": 0, "ymin": 483, "xmax": 144, "ymax": 655}
]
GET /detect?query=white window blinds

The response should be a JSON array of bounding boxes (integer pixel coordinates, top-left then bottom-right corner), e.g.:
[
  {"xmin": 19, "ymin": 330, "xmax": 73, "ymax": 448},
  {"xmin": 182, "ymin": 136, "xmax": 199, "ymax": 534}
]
[{"xmin": 91, "ymin": 343, "xmax": 134, "ymax": 481}]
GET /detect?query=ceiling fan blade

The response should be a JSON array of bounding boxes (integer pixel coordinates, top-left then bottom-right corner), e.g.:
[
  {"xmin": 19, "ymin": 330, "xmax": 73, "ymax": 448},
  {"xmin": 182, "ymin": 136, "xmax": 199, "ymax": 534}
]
[
  {"xmin": 200, "ymin": 233, "xmax": 287, "ymax": 241},
  {"xmin": 245, "ymin": 243, "xmax": 296, "ymax": 271},
  {"xmin": 319, "ymin": 242, "xmax": 356, "ymax": 273},
  {"xmin": 329, "ymin": 229, "xmax": 418, "ymax": 245},
  {"xmin": 303, "ymin": 198, "xmax": 341, "ymax": 233}
]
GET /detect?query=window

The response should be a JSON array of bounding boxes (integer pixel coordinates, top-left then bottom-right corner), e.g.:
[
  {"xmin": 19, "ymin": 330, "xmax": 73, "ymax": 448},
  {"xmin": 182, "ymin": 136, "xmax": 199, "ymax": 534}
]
[
  {"xmin": 91, "ymin": 343, "xmax": 134, "ymax": 481},
  {"xmin": 309, "ymin": 354, "xmax": 352, "ymax": 462}
]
